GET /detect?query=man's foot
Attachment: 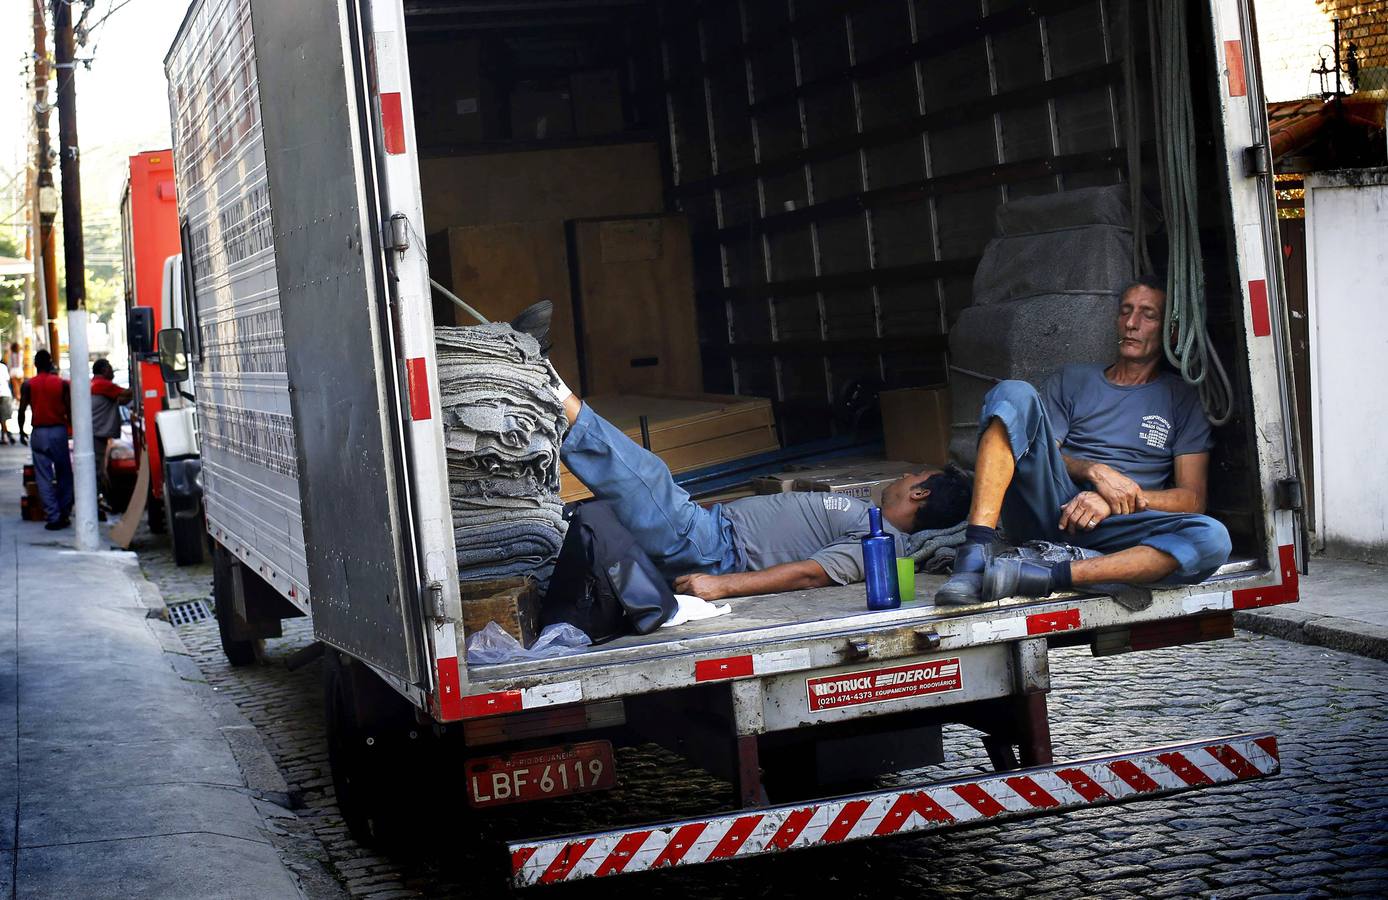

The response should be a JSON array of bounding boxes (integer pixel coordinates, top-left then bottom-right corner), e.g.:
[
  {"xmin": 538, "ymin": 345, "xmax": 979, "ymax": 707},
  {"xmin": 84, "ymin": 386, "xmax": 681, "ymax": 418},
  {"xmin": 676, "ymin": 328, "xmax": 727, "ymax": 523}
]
[
  {"xmin": 981, "ymin": 557, "xmax": 1061, "ymax": 601},
  {"xmin": 934, "ymin": 541, "xmax": 1000, "ymax": 606},
  {"xmin": 509, "ymin": 299, "xmax": 554, "ymax": 356},
  {"xmin": 43, "ymin": 520, "xmax": 66, "ymax": 531}
]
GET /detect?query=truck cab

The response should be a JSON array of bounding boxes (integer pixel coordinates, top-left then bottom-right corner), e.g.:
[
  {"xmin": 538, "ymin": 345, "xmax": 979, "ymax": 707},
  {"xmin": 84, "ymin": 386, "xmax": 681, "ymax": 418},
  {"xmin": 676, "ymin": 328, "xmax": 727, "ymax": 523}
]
[{"xmin": 120, "ymin": 149, "xmax": 204, "ymax": 565}]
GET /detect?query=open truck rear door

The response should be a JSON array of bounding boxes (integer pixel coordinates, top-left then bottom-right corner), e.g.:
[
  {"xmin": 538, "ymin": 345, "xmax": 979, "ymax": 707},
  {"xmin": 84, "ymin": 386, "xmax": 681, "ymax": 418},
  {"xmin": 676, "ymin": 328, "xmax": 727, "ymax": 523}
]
[
  {"xmin": 248, "ymin": 0, "xmax": 425, "ymax": 682},
  {"xmin": 1210, "ymin": 0, "xmax": 1311, "ymax": 574}
]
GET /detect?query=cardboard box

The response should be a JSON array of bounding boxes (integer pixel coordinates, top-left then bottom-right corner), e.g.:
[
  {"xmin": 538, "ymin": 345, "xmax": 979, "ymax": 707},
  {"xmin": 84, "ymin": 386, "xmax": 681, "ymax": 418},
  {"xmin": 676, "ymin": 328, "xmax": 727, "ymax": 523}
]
[
  {"xmin": 790, "ymin": 460, "xmax": 924, "ymax": 507},
  {"xmin": 409, "ymin": 38, "xmax": 497, "ymax": 147},
  {"xmin": 510, "ymin": 78, "xmax": 575, "ymax": 140},
  {"xmin": 460, "ymin": 576, "xmax": 542, "ymax": 646},
  {"xmin": 880, "ymin": 387, "xmax": 952, "ymax": 465},
  {"xmin": 570, "ymin": 69, "xmax": 624, "ymax": 136}
]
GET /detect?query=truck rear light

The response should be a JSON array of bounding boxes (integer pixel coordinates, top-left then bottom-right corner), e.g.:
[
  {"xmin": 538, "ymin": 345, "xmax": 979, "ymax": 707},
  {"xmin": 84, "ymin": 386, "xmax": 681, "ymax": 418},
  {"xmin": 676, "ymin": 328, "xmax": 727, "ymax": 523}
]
[
  {"xmin": 1091, "ymin": 612, "xmax": 1234, "ymax": 657},
  {"xmin": 462, "ymin": 699, "xmax": 625, "ymax": 747}
]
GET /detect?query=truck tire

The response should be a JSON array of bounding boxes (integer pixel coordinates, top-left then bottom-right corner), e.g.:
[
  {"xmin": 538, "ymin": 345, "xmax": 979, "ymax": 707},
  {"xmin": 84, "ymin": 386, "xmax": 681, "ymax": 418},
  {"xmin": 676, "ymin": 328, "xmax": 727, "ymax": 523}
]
[
  {"xmin": 212, "ymin": 543, "xmax": 263, "ymax": 666},
  {"xmin": 164, "ymin": 471, "xmax": 206, "ymax": 566},
  {"xmin": 323, "ymin": 651, "xmax": 432, "ymax": 848}
]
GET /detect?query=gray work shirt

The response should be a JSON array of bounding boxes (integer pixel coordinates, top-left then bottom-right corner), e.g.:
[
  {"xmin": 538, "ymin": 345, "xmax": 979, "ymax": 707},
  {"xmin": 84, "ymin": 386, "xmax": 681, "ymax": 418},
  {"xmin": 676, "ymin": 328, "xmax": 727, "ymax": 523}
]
[
  {"xmin": 1041, "ymin": 363, "xmax": 1212, "ymax": 490},
  {"xmin": 720, "ymin": 492, "xmax": 907, "ymax": 585}
]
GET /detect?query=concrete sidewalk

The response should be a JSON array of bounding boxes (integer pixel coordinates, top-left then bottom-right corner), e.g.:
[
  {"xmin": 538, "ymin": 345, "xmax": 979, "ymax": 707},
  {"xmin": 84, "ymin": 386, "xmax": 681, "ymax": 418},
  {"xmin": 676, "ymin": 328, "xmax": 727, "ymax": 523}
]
[
  {"xmin": 1, "ymin": 442, "xmax": 314, "ymax": 898},
  {"xmin": 1236, "ymin": 554, "xmax": 1388, "ymax": 662}
]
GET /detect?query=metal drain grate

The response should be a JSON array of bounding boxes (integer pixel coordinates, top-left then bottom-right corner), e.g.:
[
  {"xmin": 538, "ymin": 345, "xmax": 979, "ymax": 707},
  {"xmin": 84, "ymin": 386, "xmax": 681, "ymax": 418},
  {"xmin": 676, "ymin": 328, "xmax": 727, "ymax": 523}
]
[{"xmin": 167, "ymin": 599, "xmax": 213, "ymax": 626}]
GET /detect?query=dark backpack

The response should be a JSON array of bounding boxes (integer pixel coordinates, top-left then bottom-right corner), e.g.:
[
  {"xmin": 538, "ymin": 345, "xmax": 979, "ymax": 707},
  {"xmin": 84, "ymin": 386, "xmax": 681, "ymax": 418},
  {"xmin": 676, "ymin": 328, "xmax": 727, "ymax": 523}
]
[{"xmin": 540, "ymin": 500, "xmax": 677, "ymax": 643}]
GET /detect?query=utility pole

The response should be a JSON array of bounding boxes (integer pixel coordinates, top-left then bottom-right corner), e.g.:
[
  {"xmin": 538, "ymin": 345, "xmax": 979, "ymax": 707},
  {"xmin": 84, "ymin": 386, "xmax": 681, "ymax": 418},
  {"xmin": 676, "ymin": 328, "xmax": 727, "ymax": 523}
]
[
  {"xmin": 53, "ymin": 0, "xmax": 100, "ymax": 552},
  {"xmin": 33, "ymin": 0, "xmax": 59, "ymax": 356}
]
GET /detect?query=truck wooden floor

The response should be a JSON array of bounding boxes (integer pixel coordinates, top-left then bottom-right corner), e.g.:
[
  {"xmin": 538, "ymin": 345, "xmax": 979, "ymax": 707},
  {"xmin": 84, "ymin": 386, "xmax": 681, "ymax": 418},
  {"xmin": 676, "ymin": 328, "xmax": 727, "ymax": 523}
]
[{"xmin": 466, "ymin": 556, "xmax": 1259, "ymax": 682}]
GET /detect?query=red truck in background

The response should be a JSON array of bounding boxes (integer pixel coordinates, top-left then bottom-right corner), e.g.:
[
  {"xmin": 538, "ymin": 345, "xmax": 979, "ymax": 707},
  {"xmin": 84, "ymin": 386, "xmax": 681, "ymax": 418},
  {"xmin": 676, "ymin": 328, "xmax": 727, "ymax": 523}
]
[{"xmin": 120, "ymin": 149, "xmax": 204, "ymax": 565}]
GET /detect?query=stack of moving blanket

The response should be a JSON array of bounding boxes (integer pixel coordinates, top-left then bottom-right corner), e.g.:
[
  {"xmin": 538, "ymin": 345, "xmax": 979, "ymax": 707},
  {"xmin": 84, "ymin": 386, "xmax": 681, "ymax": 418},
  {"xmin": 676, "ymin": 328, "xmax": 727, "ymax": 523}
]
[{"xmin": 436, "ymin": 323, "xmax": 568, "ymax": 584}]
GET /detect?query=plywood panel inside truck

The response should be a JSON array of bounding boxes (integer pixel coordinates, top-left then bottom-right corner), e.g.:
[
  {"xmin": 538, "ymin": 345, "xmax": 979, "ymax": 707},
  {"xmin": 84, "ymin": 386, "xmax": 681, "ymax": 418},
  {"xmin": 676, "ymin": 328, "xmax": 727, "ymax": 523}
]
[
  {"xmin": 570, "ymin": 215, "xmax": 703, "ymax": 396},
  {"xmin": 431, "ymin": 222, "xmax": 582, "ymax": 388},
  {"xmin": 418, "ymin": 143, "xmax": 663, "ymax": 231}
]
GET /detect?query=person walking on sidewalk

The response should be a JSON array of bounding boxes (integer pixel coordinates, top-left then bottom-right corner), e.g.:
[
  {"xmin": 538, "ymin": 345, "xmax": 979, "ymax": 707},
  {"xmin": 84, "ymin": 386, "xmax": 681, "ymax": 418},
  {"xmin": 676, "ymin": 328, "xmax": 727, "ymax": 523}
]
[
  {"xmin": 17, "ymin": 349, "xmax": 74, "ymax": 530},
  {"xmin": 90, "ymin": 358, "xmax": 132, "ymax": 506},
  {"xmin": 935, "ymin": 278, "xmax": 1231, "ymax": 606},
  {"xmin": 0, "ymin": 359, "xmax": 16, "ymax": 445}
]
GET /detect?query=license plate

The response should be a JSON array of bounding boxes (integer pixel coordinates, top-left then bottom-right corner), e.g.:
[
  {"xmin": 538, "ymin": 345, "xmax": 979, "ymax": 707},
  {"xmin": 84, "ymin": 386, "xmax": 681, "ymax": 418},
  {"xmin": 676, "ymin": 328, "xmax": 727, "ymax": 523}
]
[{"xmin": 465, "ymin": 740, "xmax": 617, "ymax": 808}]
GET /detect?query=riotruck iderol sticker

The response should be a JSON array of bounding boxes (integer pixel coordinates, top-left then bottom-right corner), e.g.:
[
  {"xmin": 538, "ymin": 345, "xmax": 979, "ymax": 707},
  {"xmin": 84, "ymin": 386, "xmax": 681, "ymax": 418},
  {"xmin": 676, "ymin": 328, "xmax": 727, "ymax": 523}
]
[{"xmin": 806, "ymin": 658, "xmax": 963, "ymax": 712}]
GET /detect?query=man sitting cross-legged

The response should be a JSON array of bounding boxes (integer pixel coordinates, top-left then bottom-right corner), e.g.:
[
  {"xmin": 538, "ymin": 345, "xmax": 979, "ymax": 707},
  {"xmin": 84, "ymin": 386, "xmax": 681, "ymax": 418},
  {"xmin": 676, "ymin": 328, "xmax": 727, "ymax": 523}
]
[
  {"xmin": 936, "ymin": 276, "xmax": 1232, "ymax": 606},
  {"xmin": 552, "ymin": 387, "xmax": 971, "ymax": 602}
]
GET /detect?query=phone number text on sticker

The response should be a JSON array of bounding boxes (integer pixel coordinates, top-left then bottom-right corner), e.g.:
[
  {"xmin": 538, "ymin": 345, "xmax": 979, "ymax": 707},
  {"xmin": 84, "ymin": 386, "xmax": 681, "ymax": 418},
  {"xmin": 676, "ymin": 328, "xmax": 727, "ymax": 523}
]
[{"xmin": 806, "ymin": 658, "xmax": 963, "ymax": 712}]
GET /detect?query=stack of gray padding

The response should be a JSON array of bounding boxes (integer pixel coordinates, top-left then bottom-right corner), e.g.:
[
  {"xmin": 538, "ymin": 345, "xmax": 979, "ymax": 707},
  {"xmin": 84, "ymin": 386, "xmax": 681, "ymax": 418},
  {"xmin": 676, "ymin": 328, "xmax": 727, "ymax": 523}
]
[
  {"xmin": 436, "ymin": 323, "xmax": 568, "ymax": 585},
  {"xmin": 948, "ymin": 185, "xmax": 1134, "ymax": 466}
]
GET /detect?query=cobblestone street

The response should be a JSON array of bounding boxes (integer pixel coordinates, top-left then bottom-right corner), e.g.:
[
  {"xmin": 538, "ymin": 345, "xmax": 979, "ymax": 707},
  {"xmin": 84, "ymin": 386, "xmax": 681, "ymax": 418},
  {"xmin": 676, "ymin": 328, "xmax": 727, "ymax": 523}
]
[{"xmin": 136, "ymin": 535, "xmax": 1388, "ymax": 899}]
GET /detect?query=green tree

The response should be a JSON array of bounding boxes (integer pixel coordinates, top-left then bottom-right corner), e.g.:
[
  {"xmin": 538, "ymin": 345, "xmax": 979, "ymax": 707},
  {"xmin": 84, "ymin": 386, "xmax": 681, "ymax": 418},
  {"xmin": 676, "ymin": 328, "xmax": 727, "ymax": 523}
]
[{"xmin": 0, "ymin": 233, "xmax": 23, "ymax": 342}]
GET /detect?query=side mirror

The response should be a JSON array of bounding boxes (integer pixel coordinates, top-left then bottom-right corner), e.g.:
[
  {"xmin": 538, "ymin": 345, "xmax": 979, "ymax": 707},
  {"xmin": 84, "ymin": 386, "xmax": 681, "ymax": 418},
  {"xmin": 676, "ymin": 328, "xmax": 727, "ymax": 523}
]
[
  {"xmin": 157, "ymin": 327, "xmax": 190, "ymax": 385},
  {"xmin": 129, "ymin": 307, "xmax": 154, "ymax": 356}
]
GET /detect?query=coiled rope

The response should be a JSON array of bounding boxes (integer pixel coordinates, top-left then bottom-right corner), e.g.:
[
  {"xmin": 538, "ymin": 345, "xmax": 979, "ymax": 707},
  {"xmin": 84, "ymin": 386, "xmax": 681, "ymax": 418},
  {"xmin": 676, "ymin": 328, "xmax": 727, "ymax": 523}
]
[{"xmin": 1146, "ymin": 0, "xmax": 1235, "ymax": 425}]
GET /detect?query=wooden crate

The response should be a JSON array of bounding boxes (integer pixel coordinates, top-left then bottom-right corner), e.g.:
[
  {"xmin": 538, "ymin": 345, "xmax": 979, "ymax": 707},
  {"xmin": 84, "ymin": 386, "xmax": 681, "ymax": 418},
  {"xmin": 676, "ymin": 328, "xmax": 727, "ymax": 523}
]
[
  {"xmin": 560, "ymin": 393, "xmax": 779, "ymax": 502},
  {"xmin": 460, "ymin": 576, "xmax": 542, "ymax": 645},
  {"xmin": 429, "ymin": 222, "xmax": 583, "ymax": 387},
  {"xmin": 569, "ymin": 215, "xmax": 703, "ymax": 396}
]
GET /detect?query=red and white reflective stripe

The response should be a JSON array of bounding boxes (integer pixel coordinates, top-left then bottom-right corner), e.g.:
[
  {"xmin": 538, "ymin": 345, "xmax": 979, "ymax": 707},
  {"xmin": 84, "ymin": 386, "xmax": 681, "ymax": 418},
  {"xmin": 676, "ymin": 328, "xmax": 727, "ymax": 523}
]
[
  {"xmin": 1183, "ymin": 544, "xmax": 1299, "ymax": 614},
  {"xmin": 694, "ymin": 648, "xmax": 811, "ymax": 682},
  {"xmin": 405, "ymin": 356, "xmax": 431, "ymax": 421},
  {"xmin": 510, "ymin": 732, "xmax": 1279, "ymax": 886},
  {"xmin": 373, "ymin": 28, "xmax": 406, "ymax": 155},
  {"xmin": 970, "ymin": 606, "xmax": 1083, "ymax": 643},
  {"xmin": 454, "ymin": 680, "xmax": 584, "ymax": 721}
]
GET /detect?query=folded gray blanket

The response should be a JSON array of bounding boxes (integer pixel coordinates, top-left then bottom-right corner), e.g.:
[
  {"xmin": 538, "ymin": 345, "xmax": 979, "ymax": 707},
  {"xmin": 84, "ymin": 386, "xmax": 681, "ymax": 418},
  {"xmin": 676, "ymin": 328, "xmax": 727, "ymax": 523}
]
[{"xmin": 437, "ymin": 323, "xmax": 569, "ymax": 588}]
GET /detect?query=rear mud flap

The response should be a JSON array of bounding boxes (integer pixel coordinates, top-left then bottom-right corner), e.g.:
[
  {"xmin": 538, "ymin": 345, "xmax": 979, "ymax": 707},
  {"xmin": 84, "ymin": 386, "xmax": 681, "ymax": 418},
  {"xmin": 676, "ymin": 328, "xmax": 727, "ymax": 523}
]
[{"xmin": 510, "ymin": 731, "xmax": 1279, "ymax": 886}]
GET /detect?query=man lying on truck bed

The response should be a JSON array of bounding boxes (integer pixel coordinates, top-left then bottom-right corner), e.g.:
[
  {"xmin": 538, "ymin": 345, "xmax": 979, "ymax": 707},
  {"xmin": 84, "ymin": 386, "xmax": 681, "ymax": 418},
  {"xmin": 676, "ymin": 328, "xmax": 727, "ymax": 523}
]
[
  {"xmin": 935, "ymin": 277, "xmax": 1232, "ymax": 607},
  {"xmin": 540, "ymin": 368, "xmax": 971, "ymax": 601}
]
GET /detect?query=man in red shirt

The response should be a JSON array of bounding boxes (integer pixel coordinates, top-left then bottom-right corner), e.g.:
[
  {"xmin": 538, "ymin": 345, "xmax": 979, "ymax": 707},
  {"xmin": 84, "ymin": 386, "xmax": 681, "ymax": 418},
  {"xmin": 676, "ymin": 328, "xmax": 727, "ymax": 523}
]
[
  {"xmin": 90, "ymin": 358, "xmax": 132, "ymax": 506},
  {"xmin": 17, "ymin": 349, "xmax": 74, "ymax": 530}
]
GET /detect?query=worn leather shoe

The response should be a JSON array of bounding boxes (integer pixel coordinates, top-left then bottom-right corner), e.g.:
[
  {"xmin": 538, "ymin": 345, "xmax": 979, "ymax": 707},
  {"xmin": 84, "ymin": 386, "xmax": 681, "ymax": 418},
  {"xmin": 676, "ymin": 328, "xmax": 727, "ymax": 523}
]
[
  {"xmin": 982, "ymin": 557, "xmax": 1057, "ymax": 601},
  {"xmin": 934, "ymin": 541, "xmax": 999, "ymax": 606},
  {"xmin": 509, "ymin": 299, "xmax": 554, "ymax": 357}
]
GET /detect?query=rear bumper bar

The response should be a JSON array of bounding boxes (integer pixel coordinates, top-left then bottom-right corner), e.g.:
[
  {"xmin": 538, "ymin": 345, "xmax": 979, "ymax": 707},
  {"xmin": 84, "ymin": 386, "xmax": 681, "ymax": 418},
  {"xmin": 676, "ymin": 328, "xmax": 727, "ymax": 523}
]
[{"xmin": 510, "ymin": 731, "xmax": 1279, "ymax": 887}]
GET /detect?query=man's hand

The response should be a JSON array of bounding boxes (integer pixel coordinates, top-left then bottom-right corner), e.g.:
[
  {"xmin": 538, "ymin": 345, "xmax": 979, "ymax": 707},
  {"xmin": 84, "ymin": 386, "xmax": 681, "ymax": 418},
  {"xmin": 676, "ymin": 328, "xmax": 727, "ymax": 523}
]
[
  {"xmin": 1059, "ymin": 491, "xmax": 1112, "ymax": 533},
  {"xmin": 1085, "ymin": 462, "xmax": 1148, "ymax": 515},
  {"xmin": 673, "ymin": 572, "xmax": 732, "ymax": 601}
]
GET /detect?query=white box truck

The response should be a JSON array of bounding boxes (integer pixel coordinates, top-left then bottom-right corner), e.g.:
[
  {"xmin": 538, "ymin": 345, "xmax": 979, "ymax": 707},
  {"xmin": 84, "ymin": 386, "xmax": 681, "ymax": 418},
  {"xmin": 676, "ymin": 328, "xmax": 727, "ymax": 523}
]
[{"xmin": 163, "ymin": 0, "xmax": 1306, "ymax": 886}]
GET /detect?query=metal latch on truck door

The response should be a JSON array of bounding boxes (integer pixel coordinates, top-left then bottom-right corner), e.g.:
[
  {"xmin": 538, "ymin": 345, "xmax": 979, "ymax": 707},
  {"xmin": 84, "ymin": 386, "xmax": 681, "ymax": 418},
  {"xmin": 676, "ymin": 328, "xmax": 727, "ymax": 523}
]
[{"xmin": 1275, "ymin": 477, "xmax": 1304, "ymax": 511}]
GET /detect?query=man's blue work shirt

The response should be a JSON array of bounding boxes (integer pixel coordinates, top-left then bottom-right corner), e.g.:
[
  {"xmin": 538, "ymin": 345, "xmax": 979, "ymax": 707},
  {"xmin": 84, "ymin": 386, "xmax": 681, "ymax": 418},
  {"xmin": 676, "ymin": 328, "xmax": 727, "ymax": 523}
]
[{"xmin": 1040, "ymin": 363, "xmax": 1212, "ymax": 490}]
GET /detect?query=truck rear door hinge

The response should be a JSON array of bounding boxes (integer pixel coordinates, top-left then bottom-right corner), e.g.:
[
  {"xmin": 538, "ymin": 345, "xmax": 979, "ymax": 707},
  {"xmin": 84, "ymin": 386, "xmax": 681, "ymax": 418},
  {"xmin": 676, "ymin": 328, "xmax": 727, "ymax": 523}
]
[
  {"xmin": 384, "ymin": 213, "xmax": 410, "ymax": 253},
  {"xmin": 426, "ymin": 582, "xmax": 447, "ymax": 620},
  {"xmin": 1243, "ymin": 143, "xmax": 1270, "ymax": 177},
  {"xmin": 1275, "ymin": 476, "xmax": 1304, "ymax": 511}
]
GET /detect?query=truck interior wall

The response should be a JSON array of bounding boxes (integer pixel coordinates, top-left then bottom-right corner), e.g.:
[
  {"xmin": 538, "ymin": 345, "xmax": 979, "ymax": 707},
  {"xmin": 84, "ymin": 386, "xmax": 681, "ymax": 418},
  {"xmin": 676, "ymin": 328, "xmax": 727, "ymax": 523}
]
[{"xmin": 401, "ymin": 0, "xmax": 1266, "ymax": 561}]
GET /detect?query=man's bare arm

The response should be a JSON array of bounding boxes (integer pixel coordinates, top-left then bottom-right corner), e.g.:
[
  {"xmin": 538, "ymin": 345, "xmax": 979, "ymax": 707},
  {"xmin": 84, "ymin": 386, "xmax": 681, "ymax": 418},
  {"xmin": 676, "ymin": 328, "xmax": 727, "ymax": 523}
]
[
  {"xmin": 1141, "ymin": 452, "xmax": 1208, "ymax": 514},
  {"xmin": 17, "ymin": 381, "xmax": 28, "ymax": 433},
  {"xmin": 1062, "ymin": 452, "xmax": 1148, "ymax": 514},
  {"xmin": 673, "ymin": 560, "xmax": 833, "ymax": 601}
]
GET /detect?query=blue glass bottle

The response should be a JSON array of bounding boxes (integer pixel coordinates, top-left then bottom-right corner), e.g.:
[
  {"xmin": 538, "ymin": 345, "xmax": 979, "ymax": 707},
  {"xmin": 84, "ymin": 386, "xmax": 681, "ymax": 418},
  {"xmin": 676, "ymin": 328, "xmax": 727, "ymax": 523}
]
[{"xmin": 862, "ymin": 506, "xmax": 901, "ymax": 610}]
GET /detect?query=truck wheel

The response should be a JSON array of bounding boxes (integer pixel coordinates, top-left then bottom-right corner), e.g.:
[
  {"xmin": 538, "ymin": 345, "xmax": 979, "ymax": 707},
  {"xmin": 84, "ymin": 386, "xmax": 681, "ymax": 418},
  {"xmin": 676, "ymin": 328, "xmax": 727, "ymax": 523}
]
[
  {"xmin": 323, "ymin": 651, "xmax": 431, "ymax": 849},
  {"xmin": 212, "ymin": 543, "xmax": 263, "ymax": 666},
  {"xmin": 165, "ymin": 475, "xmax": 206, "ymax": 566}
]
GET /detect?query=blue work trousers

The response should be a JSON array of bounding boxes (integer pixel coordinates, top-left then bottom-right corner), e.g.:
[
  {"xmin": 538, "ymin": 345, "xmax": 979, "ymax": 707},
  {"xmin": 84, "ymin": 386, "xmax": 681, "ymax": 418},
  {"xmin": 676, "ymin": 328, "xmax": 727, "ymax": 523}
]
[
  {"xmin": 560, "ymin": 403, "xmax": 743, "ymax": 577},
  {"xmin": 30, "ymin": 424, "xmax": 74, "ymax": 525},
  {"xmin": 981, "ymin": 380, "xmax": 1231, "ymax": 582}
]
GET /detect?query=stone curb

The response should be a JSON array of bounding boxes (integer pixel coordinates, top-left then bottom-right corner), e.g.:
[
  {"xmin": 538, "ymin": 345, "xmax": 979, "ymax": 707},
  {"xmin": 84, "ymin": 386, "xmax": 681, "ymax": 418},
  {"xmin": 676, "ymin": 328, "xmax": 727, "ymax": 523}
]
[
  {"xmin": 130, "ymin": 552, "xmax": 349, "ymax": 900},
  {"xmin": 1235, "ymin": 608, "xmax": 1388, "ymax": 663}
]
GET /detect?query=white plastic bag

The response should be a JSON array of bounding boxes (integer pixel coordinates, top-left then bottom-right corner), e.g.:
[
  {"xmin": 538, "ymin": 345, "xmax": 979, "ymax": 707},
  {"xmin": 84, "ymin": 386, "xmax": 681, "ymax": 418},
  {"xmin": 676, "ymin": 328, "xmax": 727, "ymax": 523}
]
[{"xmin": 464, "ymin": 621, "xmax": 592, "ymax": 665}]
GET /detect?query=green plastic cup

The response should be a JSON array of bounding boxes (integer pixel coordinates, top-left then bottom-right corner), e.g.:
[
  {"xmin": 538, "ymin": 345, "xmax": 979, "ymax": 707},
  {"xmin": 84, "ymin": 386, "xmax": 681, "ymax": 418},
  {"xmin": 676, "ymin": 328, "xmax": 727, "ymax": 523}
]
[{"xmin": 896, "ymin": 557, "xmax": 916, "ymax": 603}]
